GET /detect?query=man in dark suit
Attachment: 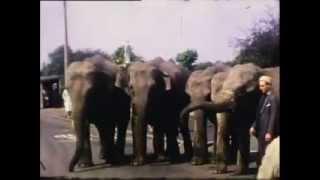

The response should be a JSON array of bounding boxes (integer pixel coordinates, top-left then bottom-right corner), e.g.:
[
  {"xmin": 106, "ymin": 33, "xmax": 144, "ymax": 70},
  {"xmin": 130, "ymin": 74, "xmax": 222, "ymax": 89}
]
[{"xmin": 250, "ymin": 75, "xmax": 279, "ymax": 167}]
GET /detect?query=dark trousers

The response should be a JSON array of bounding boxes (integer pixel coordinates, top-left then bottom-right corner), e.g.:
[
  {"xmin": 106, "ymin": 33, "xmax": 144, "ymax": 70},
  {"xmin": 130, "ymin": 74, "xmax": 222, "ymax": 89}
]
[{"xmin": 257, "ymin": 134, "xmax": 270, "ymax": 167}]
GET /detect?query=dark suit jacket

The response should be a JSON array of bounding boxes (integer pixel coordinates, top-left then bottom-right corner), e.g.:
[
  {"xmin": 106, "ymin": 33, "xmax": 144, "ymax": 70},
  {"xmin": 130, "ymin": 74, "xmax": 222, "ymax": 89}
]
[{"xmin": 252, "ymin": 92, "xmax": 279, "ymax": 138}]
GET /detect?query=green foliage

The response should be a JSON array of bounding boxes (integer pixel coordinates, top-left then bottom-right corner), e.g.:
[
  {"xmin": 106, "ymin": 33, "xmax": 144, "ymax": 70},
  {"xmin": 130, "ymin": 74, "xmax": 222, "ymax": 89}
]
[
  {"xmin": 41, "ymin": 45, "xmax": 72, "ymax": 76},
  {"xmin": 112, "ymin": 45, "xmax": 140, "ymax": 65},
  {"xmin": 175, "ymin": 49, "xmax": 198, "ymax": 70},
  {"xmin": 70, "ymin": 49, "xmax": 110, "ymax": 64},
  {"xmin": 233, "ymin": 15, "xmax": 279, "ymax": 68},
  {"xmin": 41, "ymin": 45, "xmax": 110, "ymax": 76}
]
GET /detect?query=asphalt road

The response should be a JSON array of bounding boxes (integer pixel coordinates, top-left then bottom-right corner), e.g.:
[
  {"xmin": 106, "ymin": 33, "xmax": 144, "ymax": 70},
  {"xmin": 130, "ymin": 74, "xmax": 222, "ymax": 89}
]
[{"xmin": 40, "ymin": 108, "xmax": 257, "ymax": 179}]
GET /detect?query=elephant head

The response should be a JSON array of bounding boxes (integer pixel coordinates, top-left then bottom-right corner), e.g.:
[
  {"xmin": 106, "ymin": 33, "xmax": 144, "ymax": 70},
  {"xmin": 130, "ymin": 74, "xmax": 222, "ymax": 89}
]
[
  {"xmin": 128, "ymin": 62, "xmax": 167, "ymax": 165},
  {"xmin": 186, "ymin": 63, "xmax": 230, "ymax": 108},
  {"xmin": 180, "ymin": 63, "xmax": 278, "ymax": 116}
]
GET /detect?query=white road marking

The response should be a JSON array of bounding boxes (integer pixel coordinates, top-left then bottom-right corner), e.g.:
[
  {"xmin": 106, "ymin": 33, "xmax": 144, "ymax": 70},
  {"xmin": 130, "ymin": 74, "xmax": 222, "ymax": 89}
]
[
  {"xmin": 52, "ymin": 130, "xmax": 187, "ymax": 146},
  {"xmin": 53, "ymin": 133, "xmax": 99, "ymax": 142}
]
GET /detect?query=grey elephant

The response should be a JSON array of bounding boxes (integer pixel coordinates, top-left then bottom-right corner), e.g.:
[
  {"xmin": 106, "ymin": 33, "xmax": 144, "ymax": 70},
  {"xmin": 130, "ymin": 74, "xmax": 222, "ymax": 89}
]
[
  {"xmin": 184, "ymin": 63, "xmax": 230, "ymax": 165},
  {"xmin": 181, "ymin": 63, "xmax": 279, "ymax": 174},
  {"xmin": 128, "ymin": 58, "xmax": 193, "ymax": 165},
  {"xmin": 67, "ymin": 55, "xmax": 131, "ymax": 172}
]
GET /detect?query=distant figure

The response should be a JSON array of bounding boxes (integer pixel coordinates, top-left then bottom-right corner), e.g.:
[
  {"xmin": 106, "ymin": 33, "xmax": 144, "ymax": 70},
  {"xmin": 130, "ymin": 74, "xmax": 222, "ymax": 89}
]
[
  {"xmin": 42, "ymin": 89, "xmax": 49, "ymax": 108},
  {"xmin": 257, "ymin": 137, "xmax": 280, "ymax": 179},
  {"xmin": 50, "ymin": 83, "xmax": 61, "ymax": 107},
  {"xmin": 250, "ymin": 75, "xmax": 279, "ymax": 167},
  {"xmin": 62, "ymin": 88, "xmax": 72, "ymax": 119}
]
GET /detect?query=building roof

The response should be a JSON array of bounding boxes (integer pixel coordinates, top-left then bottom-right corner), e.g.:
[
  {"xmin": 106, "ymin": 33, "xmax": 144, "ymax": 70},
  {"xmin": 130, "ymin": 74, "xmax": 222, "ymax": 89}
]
[{"xmin": 40, "ymin": 75, "xmax": 63, "ymax": 82}]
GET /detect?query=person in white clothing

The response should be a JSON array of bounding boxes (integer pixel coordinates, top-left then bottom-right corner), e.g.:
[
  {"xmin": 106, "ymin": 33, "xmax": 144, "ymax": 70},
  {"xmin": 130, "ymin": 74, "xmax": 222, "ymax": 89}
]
[
  {"xmin": 62, "ymin": 88, "xmax": 72, "ymax": 119},
  {"xmin": 257, "ymin": 136, "xmax": 280, "ymax": 179}
]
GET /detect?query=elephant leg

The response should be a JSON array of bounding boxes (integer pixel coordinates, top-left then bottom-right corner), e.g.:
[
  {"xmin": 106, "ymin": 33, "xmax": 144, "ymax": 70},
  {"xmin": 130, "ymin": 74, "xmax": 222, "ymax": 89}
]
[
  {"xmin": 191, "ymin": 110, "xmax": 208, "ymax": 166},
  {"xmin": 96, "ymin": 124, "xmax": 115, "ymax": 164},
  {"xmin": 166, "ymin": 125, "xmax": 180, "ymax": 163},
  {"xmin": 69, "ymin": 140, "xmax": 82, "ymax": 172},
  {"xmin": 96, "ymin": 125, "xmax": 107, "ymax": 160},
  {"xmin": 69, "ymin": 118, "xmax": 93, "ymax": 172},
  {"xmin": 179, "ymin": 120, "xmax": 193, "ymax": 161},
  {"xmin": 153, "ymin": 123, "xmax": 166, "ymax": 161},
  {"xmin": 229, "ymin": 129, "xmax": 238, "ymax": 164},
  {"xmin": 234, "ymin": 129, "xmax": 250, "ymax": 174},
  {"xmin": 115, "ymin": 120, "xmax": 129, "ymax": 160},
  {"xmin": 115, "ymin": 93, "xmax": 130, "ymax": 161},
  {"xmin": 215, "ymin": 113, "xmax": 229, "ymax": 174},
  {"xmin": 212, "ymin": 121, "xmax": 217, "ymax": 163}
]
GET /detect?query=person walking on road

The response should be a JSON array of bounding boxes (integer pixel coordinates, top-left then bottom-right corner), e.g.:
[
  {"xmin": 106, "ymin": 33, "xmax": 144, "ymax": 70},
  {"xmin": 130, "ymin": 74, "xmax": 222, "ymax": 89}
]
[
  {"xmin": 62, "ymin": 87, "xmax": 73, "ymax": 126},
  {"xmin": 250, "ymin": 75, "xmax": 279, "ymax": 167}
]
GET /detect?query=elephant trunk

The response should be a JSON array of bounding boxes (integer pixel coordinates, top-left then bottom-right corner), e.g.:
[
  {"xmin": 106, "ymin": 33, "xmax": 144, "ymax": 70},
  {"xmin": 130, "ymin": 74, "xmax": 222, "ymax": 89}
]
[
  {"xmin": 191, "ymin": 109, "xmax": 208, "ymax": 164},
  {"xmin": 68, "ymin": 93, "xmax": 93, "ymax": 172},
  {"xmin": 131, "ymin": 92, "xmax": 148, "ymax": 165},
  {"xmin": 180, "ymin": 101, "xmax": 230, "ymax": 123}
]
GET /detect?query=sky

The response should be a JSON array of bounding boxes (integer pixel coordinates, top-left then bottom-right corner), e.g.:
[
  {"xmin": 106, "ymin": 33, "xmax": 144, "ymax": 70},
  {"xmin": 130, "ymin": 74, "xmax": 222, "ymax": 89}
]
[{"xmin": 40, "ymin": 0, "xmax": 279, "ymax": 69}]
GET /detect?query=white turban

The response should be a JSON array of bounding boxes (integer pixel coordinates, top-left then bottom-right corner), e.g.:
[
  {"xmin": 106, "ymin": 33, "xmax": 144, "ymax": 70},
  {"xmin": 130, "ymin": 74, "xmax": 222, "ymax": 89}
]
[{"xmin": 259, "ymin": 75, "xmax": 272, "ymax": 85}]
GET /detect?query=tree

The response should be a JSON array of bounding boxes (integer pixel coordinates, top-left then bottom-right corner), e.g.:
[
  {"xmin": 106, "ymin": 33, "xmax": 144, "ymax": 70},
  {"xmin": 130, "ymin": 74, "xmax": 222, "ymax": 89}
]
[
  {"xmin": 233, "ymin": 14, "xmax": 279, "ymax": 68},
  {"xmin": 175, "ymin": 49, "xmax": 198, "ymax": 70},
  {"xmin": 112, "ymin": 45, "xmax": 140, "ymax": 65},
  {"xmin": 70, "ymin": 49, "xmax": 110, "ymax": 64},
  {"xmin": 41, "ymin": 45, "xmax": 110, "ymax": 76},
  {"xmin": 41, "ymin": 45, "xmax": 73, "ymax": 76}
]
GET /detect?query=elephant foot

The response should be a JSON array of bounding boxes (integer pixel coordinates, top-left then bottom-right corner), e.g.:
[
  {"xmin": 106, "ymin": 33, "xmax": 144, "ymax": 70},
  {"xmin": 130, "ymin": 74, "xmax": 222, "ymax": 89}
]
[
  {"xmin": 169, "ymin": 156, "xmax": 182, "ymax": 164},
  {"xmin": 115, "ymin": 154, "xmax": 126, "ymax": 164},
  {"xmin": 213, "ymin": 165, "xmax": 227, "ymax": 174},
  {"xmin": 132, "ymin": 157, "xmax": 145, "ymax": 166},
  {"xmin": 78, "ymin": 162, "xmax": 94, "ymax": 168},
  {"xmin": 191, "ymin": 157, "xmax": 206, "ymax": 166},
  {"xmin": 99, "ymin": 153, "xmax": 105, "ymax": 160},
  {"xmin": 232, "ymin": 167, "xmax": 248, "ymax": 175},
  {"xmin": 156, "ymin": 154, "xmax": 167, "ymax": 162},
  {"xmin": 182, "ymin": 153, "xmax": 192, "ymax": 161},
  {"xmin": 99, "ymin": 150, "xmax": 109, "ymax": 160},
  {"xmin": 104, "ymin": 158, "xmax": 115, "ymax": 165}
]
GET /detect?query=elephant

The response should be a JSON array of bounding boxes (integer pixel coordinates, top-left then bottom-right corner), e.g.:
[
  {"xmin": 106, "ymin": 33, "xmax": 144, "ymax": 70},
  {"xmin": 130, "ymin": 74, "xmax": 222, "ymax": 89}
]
[
  {"xmin": 150, "ymin": 58, "xmax": 193, "ymax": 161},
  {"xmin": 183, "ymin": 63, "xmax": 230, "ymax": 165},
  {"xmin": 127, "ymin": 58, "xmax": 193, "ymax": 165},
  {"xmin": 67, "ymin": 55, "xmax": 131, "ymax": 172},
  {"xmin": 181, "ymin": 63, "xmax": 279, "ymax": 174}
]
